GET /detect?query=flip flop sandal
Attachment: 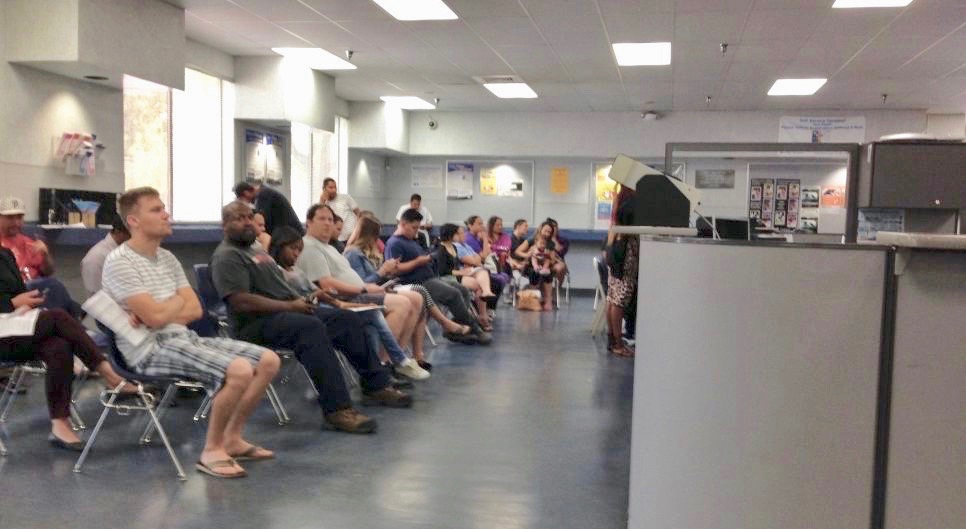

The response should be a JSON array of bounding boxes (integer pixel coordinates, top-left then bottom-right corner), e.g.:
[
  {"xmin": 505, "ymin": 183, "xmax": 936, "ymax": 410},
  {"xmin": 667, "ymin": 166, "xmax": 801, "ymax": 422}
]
[
  {"xmin": 231, "ymin": 445, "xmax": 274, "ymax": 461},
  {"xmin": 196, "ymin": 459, "xmax": 247, "ymax": 478}
]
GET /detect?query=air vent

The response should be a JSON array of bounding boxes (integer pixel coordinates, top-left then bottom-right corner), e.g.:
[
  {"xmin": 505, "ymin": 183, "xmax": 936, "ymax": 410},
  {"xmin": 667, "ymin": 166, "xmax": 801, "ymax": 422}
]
[{"xmin": 472, "ymin": 75, "xmax": 525, "ymax": 85}]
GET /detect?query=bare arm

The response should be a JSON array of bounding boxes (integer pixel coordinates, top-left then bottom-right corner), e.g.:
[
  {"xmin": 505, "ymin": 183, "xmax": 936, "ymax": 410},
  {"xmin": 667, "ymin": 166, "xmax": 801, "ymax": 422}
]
[
  {"xmin": 173, "ymin": 286, "xmax": 204, "ymax": 325},
  {"xmin": 226, "ymin": 291, "xmax": 309, "ymax": 315},
  {"xmin": 514, "ymin": 240, "xmax": 532, "ymax": 260},
  {"xmin": 316, "ymin": 276, "xmax": 367, "ymax": 296},
  {"xmin": 124, "ymin": 293, "xmax": 186, "ymax": 329}
]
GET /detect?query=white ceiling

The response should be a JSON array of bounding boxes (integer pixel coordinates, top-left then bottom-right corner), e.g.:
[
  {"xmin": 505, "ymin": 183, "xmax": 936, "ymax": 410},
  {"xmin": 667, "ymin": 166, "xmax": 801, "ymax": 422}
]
[{"xmin": 175, "ymin": 0, "xmax": 966, "ymax": 112}]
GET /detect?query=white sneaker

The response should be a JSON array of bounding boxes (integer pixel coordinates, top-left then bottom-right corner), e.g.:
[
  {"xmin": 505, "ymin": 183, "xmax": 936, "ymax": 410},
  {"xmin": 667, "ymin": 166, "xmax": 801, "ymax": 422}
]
[{"xmin": 395, "ymin": 358, "xmax": 430, "ymax": 380}]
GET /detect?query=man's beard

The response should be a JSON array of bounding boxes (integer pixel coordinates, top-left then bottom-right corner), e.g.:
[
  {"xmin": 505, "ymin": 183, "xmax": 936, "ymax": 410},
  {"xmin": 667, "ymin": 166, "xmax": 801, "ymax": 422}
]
[{"xmin": 229, "ymin": 228, "xmax": 257, "ymax": 246}]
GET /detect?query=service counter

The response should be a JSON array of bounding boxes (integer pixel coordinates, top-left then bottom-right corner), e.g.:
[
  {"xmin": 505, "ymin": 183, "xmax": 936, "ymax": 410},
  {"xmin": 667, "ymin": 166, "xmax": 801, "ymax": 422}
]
[{"xmin": 625, "ymin": 234, "xmax": 965, "ymax": 529}]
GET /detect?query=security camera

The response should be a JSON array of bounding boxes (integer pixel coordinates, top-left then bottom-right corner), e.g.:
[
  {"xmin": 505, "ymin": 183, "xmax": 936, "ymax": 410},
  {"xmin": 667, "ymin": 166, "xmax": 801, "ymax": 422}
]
[
  {"xmin": 641, "ymin": 111, "xmax": 659, "ymax": 121},
  {"xmin": 428, "ymin": 119, "xmax": 438, "ymax": 130}
]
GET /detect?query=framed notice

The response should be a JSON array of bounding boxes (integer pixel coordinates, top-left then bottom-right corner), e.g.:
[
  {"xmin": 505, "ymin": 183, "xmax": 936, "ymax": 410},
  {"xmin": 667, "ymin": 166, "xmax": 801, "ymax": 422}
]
[
  {"xmin": 695, "ymin": 169, "xmax": 736, "ymax": 189},
  {"xmin": 446, "ymin": 162, "xmax": 474, "ymax": 200}
]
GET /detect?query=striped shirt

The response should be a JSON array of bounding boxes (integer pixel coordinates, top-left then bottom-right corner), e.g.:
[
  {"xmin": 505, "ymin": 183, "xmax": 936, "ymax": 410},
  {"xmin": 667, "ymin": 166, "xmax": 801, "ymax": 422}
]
[{"xmin": 101, "ymin": 243, "xmax": 189, "ymax": 366}]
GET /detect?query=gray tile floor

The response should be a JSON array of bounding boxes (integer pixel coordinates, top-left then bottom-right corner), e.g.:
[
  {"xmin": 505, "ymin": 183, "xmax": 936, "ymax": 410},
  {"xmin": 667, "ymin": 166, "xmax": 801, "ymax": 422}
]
[{"xmin": 0, "ymin": 295, "xmax": 633, "ymax": 529}]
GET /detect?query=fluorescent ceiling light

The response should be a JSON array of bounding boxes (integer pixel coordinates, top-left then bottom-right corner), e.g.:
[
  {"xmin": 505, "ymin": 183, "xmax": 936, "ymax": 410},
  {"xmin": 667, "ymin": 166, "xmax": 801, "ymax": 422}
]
[
  {"xmin": 380, "ymin": 96, "xmax": 436, "ymax": 110},
  {"xmin": 483, "ymin": 83, "xmax": 538, "ymax": 99},
  {"xmin": 371, "ymin": 0, "xmax": 458, "ymax": 21},
  {"xmin": 271, "ymin": 48, "xmax": 356, "ymax": 70},
  {"xmin": 612, "ymin": 42, "xmax": 672, "ymax": 66},
  {"xmin": 768, "ymin": 78, "xmax": 828, "ymax": 96},
  {"xmin": 832, "ymin": 0, "xmax": 914, "ymax": 7}
]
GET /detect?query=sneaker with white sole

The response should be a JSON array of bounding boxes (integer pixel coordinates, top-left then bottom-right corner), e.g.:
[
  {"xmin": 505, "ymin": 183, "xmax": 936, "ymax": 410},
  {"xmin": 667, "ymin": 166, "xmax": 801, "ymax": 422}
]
[{"xmin": 394, "ymin": 358, "xmax": 430, "ymax": 380}]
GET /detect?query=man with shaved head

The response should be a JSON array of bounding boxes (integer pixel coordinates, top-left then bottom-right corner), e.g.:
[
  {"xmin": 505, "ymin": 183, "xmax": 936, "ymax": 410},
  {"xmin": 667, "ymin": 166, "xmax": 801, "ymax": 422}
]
[{"xmin": 210, "ymin": 201, "xmax": 411, "ymax": 435}]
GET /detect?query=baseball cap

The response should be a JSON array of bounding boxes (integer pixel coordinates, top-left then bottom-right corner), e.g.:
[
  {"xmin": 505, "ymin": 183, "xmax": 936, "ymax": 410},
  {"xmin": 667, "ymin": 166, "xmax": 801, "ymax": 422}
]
[{"xmin": 0, "ymin": 197, "xmax": 26, "ymax": 216}]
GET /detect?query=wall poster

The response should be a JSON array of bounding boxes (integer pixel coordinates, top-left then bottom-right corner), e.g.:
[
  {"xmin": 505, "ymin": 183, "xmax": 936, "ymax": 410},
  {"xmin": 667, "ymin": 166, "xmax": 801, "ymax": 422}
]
[
  {"xmin": 446, "ymin": 162, "xmax": 474, "ymax": 200},
  {"xmin": 551, "ymin": 167, "xmax": 569, "ymax": 194},
  {"xmin": 244, "ymin": 129, "xmax": 284, "ymax": 185},
  {"xmin": 801, "ymin": 187, "xmax": 820, "ymax": 208},
  {"xmin": 412, "ymin": 164, "xmax": 442, "ymax": 189},
  {"xmin": 821, "ymin": 186, "xmax": 846, "ymax": 208},
  {"xmin": 774, "ymin": 179, "xmax": 800, "ymax": 229},
  {"xmin": 857, "ymin": 208, "xmax": 904, "ymax": 241},
  {"xmin": 594, "ymin": 162, "xmax": 616, "ymax": 229},
  {"xmin": 480, "ymin": 167, "xmax": 497, "ymax": 196}
]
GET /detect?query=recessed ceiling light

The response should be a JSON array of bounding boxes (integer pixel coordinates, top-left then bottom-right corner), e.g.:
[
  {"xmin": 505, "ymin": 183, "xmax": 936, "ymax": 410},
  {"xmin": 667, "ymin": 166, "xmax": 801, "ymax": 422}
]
[
  {"xmin": 768, "ymin": 78, "xmax": 828, "ymax": 96},
  {"xmin": 380, "ymin": 96, "xmax": 436, "ymax": 110},
  {"xmin": 832, "ymin": 0, "xmax": 914, "ymax": 8},
  {"xmin": 612, "ymin": 42, "xmax": 672, "ymax": 66},
  {"xmin": 271, "ymin": 48, "xmax": 357, "ymax": 70},
  {"xmin": 483, "ymin": 83, "xmax": 538, "ymax": 99},
  {"xmin": 371, "ymin": 0, "xmax": 458, "ymax": 21}
]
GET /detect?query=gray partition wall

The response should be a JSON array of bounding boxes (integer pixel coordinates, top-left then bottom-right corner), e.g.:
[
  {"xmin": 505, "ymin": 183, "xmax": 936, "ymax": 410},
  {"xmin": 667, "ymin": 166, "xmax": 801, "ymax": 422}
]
[{"xmin": 628, "ymin": 239, "xmax": 893, "ymax": 529}]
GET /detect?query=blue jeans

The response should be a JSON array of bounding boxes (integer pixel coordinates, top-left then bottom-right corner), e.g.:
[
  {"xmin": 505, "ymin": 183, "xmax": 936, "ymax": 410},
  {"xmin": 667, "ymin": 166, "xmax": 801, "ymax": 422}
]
[{"xmin": 319, "ymin": 304, "xmax": 409, "ymax": 365}]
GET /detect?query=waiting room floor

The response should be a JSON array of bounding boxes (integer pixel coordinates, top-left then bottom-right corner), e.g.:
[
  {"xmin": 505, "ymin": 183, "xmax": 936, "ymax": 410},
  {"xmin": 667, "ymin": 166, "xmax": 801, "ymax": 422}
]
[{"xmin": 0, "ymin": 294, "xmax": 633, "ymax": 529}]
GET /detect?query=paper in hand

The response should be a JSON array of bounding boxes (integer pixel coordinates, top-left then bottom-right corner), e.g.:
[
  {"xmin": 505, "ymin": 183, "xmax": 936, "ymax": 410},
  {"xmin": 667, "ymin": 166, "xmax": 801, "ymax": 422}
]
[{"xmin": 82, "ymin": 290, "xmax": 150, "ymax": 347}]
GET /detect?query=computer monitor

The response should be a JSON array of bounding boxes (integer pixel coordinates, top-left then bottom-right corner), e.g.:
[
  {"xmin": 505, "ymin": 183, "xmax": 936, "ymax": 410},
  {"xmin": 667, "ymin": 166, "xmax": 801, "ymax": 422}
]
[{"xmin": 714, "ymin": 218, "xmax": 750, "ymax": 240}]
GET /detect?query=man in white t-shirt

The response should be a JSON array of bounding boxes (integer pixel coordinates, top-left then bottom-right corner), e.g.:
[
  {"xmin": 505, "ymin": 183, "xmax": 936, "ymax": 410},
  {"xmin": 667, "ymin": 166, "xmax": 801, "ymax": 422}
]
[
  {"xmin": 80, "ymin": 215, "xmax": 130, "ymax": 294},
  {"xmin": 394, "ymin": 194, "xmax": 433, "ymax": 229},
  {"xmin": 320, "ymin": 178, "xmax": 359, "ymax": 242},
  {"xmin": 395, "ymin": 194, "xmax": 433, "ymax": 247},
  {"xmin": 102, "ymin": 186, "xmax": 280, "ymax": 479},
  {"xmin": 296, "ymin": 204, "xmax": 429, "ymax": 380}
]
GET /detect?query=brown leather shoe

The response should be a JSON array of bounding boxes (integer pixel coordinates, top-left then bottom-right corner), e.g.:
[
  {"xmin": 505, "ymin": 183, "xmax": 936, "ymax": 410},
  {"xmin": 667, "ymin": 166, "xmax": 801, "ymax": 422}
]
[
  {"xmin": 323, "ymin": 408, "xmax": 377, "ymax": 434},
  {"xmin": 362, "ymin": 387, "xmax": 413, "ymax": 408}
]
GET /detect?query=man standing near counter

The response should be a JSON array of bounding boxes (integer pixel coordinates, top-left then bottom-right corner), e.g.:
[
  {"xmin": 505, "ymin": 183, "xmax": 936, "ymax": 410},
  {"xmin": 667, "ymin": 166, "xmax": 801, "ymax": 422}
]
[{"xmin": 233, "ymin": 180, "xmax": 304, "ymax": 236}]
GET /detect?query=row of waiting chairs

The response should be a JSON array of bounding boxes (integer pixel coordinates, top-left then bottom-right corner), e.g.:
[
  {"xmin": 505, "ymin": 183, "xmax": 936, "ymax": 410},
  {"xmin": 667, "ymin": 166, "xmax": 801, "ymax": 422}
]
[{"xmin": 0, "ymin": 264, "xmax": 356, "ymax": 480}]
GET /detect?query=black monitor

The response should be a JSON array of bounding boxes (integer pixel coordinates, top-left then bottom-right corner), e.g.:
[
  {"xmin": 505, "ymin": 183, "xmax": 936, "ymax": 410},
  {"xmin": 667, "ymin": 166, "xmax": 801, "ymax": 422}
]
[{"xmin": 715, "ymin": 218, "xmax": 750, "ymax": 240}]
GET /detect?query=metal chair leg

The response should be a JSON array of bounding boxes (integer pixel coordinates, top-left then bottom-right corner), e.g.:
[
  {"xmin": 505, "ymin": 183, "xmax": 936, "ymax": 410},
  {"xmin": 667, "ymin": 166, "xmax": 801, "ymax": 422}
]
[
  {"xmin": 73, "ymin": 390, "xmax": 119, "ymax": 473},
  {"xmin": 0, "ymin": 432, "xmax": 7, "ymax": 456},
  {"xmin": 0, "ymin": 366, "xmax": 27, "ymax": 422},
  {"xmin": 140, "ymin": 393, "xmax": 187, "ymax": 480},
  {"xmin": 266, "ymin": 383, "xmax": 290, "ymax": 425},
  {"xmin": 141, "ymin": 384, "xmax": 177, "ymax": 444},
  {"xmin": 193, "ymin": 394, "xmax": 213, "ymax": 422},
  {"xmin": 425, "ymin": 326, "xmax": 437, "ymax": 346}
]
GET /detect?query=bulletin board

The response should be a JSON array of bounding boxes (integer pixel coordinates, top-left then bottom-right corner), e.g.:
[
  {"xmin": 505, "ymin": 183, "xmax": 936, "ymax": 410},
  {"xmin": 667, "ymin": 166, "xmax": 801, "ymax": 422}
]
[{"xmin": 443, "ymin": 160, "xmax": 534, "ymax": 225}]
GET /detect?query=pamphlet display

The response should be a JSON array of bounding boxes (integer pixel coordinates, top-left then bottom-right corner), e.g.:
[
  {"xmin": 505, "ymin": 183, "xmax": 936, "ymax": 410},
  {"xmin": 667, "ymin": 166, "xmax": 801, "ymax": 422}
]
[
  {"xmin": 749, "ymin": 178, "xmax": 772, "ymax": 227},
  {"xmin": 594, "ymin": 162, "xmax": 616, "ymax": 229}
]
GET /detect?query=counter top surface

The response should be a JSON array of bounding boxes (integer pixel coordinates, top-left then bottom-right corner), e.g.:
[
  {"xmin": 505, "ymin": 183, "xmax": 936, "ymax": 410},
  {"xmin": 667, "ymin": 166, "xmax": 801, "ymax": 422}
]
[{"xmin": 875, "ymin": 231, "xmax": 966, "ymax": 250}]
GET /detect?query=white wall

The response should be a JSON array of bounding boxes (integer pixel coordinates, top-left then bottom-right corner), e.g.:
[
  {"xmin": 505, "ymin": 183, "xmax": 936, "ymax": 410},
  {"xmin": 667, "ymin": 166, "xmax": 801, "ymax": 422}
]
[
  {"xmin": 346, "ymin": 149, "xmax": 389, "ymax": 219},
  {"xmin": 186, "ymin": 39, "xmax": 234, "ymax": 81},
  {"xmin": 234, "ymin": 56, "xmax": 344, "ymax": 133},
  {"xmin": 0, "ymin": 0, "xmax": 124, "ymax": 221},
  {"xmin": 406, "ymin": 110, "xmax": 926, "ymax": 157},
  {"xmin": 348, "ymin": 101, "xmax": 410, "ymax": 153}
]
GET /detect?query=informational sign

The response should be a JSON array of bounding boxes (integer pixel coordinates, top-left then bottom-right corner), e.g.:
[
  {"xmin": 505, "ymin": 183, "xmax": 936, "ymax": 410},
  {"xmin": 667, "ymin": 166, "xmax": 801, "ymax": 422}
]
[
  {"xmin": 550, "ymin": 167, "xmax": 569, "ymax": 194},
  {"xmin": 820, "ymin": 186, "xmax": 846, "ymax": 208},
  {"xmin": 446, "ymin": 162, "xmax": 474, "ymax": 200},
  {"xmin": 857, "ymin": 208, "xmax": 904, "ymax": 241},
  {"xmin": 801, "ymin": 187, "xmax": 820, "ymax": 208},
  {"xmin": 695, "ymin": 169, "xmax": 736, "ymax": 189},
  {"xmin": 480, "ymin": 167, "xmax": 497, "ymax": 195},
  {"xmin": 594, "ymin": 162, "xmax": 616, "ymax": 229},
  {"xmin": 264, "ymin": 134, "xmax": 284, "ymax": 185},
  {"xmin": 779, "ymin": 116, "xmax": 866, "ymax": 143},
  {"xmin": 411, "ymin": 164, "xmax": 442, "ymax": 188}
]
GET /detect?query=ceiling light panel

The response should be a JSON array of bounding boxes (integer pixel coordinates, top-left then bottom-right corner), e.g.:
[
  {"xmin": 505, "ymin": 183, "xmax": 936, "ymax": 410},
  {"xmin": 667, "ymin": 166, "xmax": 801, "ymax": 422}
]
[
  {"xmin": 380, "ymin": 96, "xmax": 437, "ymax": 109},
  {"xmin": 832, "ymin": 0, "xmax": 914, "ymax": 8},
  {"xmin": 767, "ymin": 78, "xmax": 828, "ymax": 96},
  {"xmin": 613, "ymin": 42, "xmax": 672, "ymax": 66},
  {"xmin": 371, "ymin": 0, "xmax": 458, "ymax": 21},
  {"xmin": 272, "ymin": 48, "xmax": 357, "ymax": 70},
  {"xmin": 483, "ymin": 83, "xmax": 538, "ymax": 99}
]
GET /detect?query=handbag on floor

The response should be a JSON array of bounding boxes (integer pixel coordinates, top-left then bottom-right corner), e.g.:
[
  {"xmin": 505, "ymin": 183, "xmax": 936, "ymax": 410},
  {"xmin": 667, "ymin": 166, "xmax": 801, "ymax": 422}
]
[{"xmin": 516, "ymin": 289, "xmax": 542, "ymax": 311}]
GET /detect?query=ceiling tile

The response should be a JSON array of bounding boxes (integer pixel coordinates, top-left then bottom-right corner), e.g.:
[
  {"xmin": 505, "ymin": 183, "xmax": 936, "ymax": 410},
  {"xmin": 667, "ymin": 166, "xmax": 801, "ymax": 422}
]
[
  {"xmin": 887, "ymin": 1, "xmax": 966, "ymax": 39},
  {"xmin": 673, "ymin": 12, "xmax": 748, "ymax": 43},
  {"xmin": 466, "ymin": 17, "xmax": 548, "ymax": 47},
  {"xmin": 448, "ymin": 0, "xmax": 529, "ymax": 18},
  {"xmin": 603, "ymin": 12, "xmax": 674, "ymax": 42},
  {"xmin": 673, "ymin": 0, "xmax": 755, "ymax": 13},
  {"xmin": 741, "ymin": 8, "xmax": 829, "ymax": 41},
  {"xmin": 300, "ymin": 0, "xmax": 392, "ymax": 21},
  {"xmin": 279, "ymin": 21, "xmax": 374, "ymax": 51},
  {"xmin": 214, "ymin": 20, "xmax": 309, "ymax": 47},
  {"xmin": 230, "ymin": 0, "xmax": 323, "ymax": 22},
  {"xmin": 730, "ymin": 39, "xmax": 806, "ymax": 64}
]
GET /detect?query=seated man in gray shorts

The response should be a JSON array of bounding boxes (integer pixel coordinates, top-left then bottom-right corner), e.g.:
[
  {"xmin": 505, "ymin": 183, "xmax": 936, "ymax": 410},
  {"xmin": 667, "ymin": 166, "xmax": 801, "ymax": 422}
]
[{"xmin": 102, "ymin": 187, "xmax": 280, "ymax": 479}]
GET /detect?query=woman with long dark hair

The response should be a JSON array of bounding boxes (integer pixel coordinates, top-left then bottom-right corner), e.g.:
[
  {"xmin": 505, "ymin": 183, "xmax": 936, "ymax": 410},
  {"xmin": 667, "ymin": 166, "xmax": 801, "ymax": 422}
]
[
  {"xmin": 0, "ymin": 247, "xmax": 137, "ymax": 450},
  {"xmin": 604, "ymin": 187, "xmax": 639, "ymax": 357}
]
